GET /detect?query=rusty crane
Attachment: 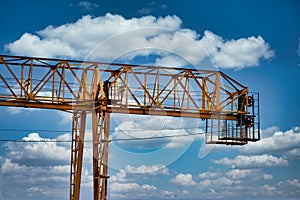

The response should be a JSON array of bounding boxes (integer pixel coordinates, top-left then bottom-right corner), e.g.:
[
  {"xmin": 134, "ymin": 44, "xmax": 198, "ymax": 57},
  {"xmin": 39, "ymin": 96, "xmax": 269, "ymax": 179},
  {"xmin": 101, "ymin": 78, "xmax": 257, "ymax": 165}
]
[{"xmin": 0, "ymin": 55, "xmax": 260, "ymax": 200}]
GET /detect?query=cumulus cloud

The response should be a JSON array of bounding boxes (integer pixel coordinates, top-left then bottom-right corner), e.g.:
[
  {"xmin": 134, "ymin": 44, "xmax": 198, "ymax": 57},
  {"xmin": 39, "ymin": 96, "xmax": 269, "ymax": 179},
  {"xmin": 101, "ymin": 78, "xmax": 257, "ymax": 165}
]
[
  {"xmin": 57, "ymin": 111, "xmax": 73, "ymax": 124},
  {"xmin": 109, "ymin": 114, "xmax": 204, "ymax": 170},
  {"xmin": 252, "ymin": 184, "xmax": 280, "ymax": 197},
  {"xmin": 110, "ymin": 164, "xmax": 173, "ymax": 199},
  {"xmin": 240, "ymin": 126, "xmax": 300, "ymax": 159},
  {"xmin": 110, "ymin": 182, "xmax": 172, "ymax": 200},
  {"xmin": 171, "ymin": 173, "xmax": 197, "ymax": 186},
  {"xmin": 112, "ymin": 114, "xmax": 200, "ymax": 150},
  {"xmin": 0, "ymin": 133, "xmax": 72, "ymax": 199},
  {"xmin": 111, "ymin": 182, "xmax": 157, "ymax": 193},
  {"xmin": 5, "ymin": 133, "xmax": 70, "ymax": 166},
  {"xmin": 5, "ymin": 13, "xmax": 274, "ymax": 69},
  {"xmin": 225, "ymin": 169, "xmax": 256, "ymax": 180},
  {"xmin": 198, "ymin": 169, "xmax": 272, "ymax": 184},
  {"xmin": 125, "ymin": 164, "xmax": 170, "ymax": 175},
  {"xmin": 111, "ymin": 164, "xmax": 170, "ymax": 187},
  {"xmin": 213, "ymin": 154, "xmax": 289, "ymax": 168},
  {"xmin": 1, "ymin": 159, "xmax": 69, "ymax": 182},
  {"xmin": 199, "ymin": 31, "xmax": 274, "ymax": 68},
  {"xmin": 198, "ymin": 171, "xmax": 221, "ymax": 179},
  {"xmin": 278, "ymin": 179, "xmax": 300, "ymax": 189},
  {"xmin": 196, "ymin": 168, "xmax": 284, "ymax": 199},
  {"xmin": 199, "ymin": 176, "xmax": 238, "ymax": 188},
  {"xmin": 111, "ymin": 170, "xmax": 127, "ymax": 183},
  {"xmin": 6, "ymin": 32, "xmax": 77, "ymax": 58},
  {"xmin": 1, "ymin": 159, "xmax": 70, "ymax": 199}
]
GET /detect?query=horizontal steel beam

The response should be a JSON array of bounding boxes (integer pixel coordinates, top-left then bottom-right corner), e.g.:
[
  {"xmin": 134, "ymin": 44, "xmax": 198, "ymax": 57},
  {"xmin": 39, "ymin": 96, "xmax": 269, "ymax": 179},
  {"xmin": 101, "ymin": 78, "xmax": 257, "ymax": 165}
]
[
  {"xmin": 105, "ymin": 107, "xmax": 239, "ymax": 120},
  {"xmin": 0, "ymin": 100, "xmax": 239, "ymax": 120},
  {"xmin": 0, "ymin": 100, "xmax": 92, "ymax": 111}
]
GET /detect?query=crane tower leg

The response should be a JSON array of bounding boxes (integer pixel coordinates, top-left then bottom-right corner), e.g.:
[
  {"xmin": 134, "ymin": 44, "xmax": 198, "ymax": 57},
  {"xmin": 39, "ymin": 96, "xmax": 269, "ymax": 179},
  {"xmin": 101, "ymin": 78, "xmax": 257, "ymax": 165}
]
[
  {"xmin": 70, "ymin": 111, "xmax": 87, "ymax": 200},
  {"xmin": 92, "ymin": 108, "xmax": 110, "ymax": 200}
]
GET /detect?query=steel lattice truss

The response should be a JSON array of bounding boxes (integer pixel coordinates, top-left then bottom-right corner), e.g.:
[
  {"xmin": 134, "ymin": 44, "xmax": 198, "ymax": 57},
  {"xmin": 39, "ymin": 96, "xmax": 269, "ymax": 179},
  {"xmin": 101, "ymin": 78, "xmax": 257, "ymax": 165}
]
[{"xmin": 0, "ymin": 55, "xmax": 260, "ymax": 200}]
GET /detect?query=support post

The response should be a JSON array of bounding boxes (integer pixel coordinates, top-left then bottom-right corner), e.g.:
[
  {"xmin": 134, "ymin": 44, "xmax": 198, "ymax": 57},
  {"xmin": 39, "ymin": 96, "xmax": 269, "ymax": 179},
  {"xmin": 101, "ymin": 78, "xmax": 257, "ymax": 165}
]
[
  {"xmin": 215, "ymin": 72, "xmax": 220, "ymax": 110},
  {"xmin": 92, "ymin": 107, "xmax": 110, "ymax": 200},
  {"xmin": 70, "ymin": 111, "xmax": 87, "ymax": 200}
]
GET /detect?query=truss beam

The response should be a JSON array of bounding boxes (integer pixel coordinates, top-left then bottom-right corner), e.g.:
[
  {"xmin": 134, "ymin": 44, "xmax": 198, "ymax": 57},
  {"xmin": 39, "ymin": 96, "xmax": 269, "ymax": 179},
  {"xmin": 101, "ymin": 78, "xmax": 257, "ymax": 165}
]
[{"xmin": 0, "ymin": 55, "xmax": 261, "ymax": 200}]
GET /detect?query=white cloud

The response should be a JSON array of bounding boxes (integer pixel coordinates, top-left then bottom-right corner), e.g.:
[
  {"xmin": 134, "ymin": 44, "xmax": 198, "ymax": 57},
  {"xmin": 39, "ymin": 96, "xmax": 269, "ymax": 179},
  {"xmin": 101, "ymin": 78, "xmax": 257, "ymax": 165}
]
[
  {"xmin": 199, "ymin": 176, "xmax": 239, "ymax": 188},
  {"xmin": 252, "ymin": 184, "xmax": 280, "ymax": 197},
  {"xmin": 7, "ymin": 107, "xmax": 36, "ymax": 115},
  {"xmin": 261, "ymin": 126, "xmax": 281, "ymax": 138},
  {"xmin": 282, "ymin": 148, "xmax": 300, "ymax": 160},
  {"xmin": 57, "ymin": 110, "xmax": 73, "ymax": 124},
  {"xmin": 109, "ymin": 164, "xmax": 173, "ymax": 199},
  {"xmin": 7, "ymin": 107, "xmax": 22, "ymax": 114},
  {"xmin": 198, "ymin": 171, "xmax": 221, "ymax": 179},
  {"xmin": 6, "ymin": 133, "xmax": 70, "ymax": 166},
  {"xmin": 111, "ymin": 182, "xmax": 157, "ymax": 193},
  {"xmin": 112, "ymin": 115, "xmax": 199, "ymax": 150},
  {"xmin": 110, "ymin": 164, "xmax": 169, "ymax": 184},
  {"xmin": 111, "ymin": 170, "xmax": 127, "ymax": 183},
  {"xmin": 160, "ymin": 4, "xmax": 168, "ymax": 10},
  {"xmin": 77, "ymin": 1, "xmax": 99, "ymax": 10},
  {"xmin": 276, "ymin": 179, "xmax": 300, "ymax": 197},
  {"xmin": 5, "ymin": 14, "xmax": 274, "ymax": 69},
  {"xmin": 225, "ymin": 168, "xmax": 273, "ymax": 181},
  {"xmin": 1, "ymin": 159, "xmax": 69, "ymax": 180},
  {"xmin": 26, "ymin": 186, "xmax": 50, "ymax": 196},
  {"xmin": 6, "ymin": 32, "xmax": 76, "ymax": 58},
  {"xmin": 262, "ymin": 173, "xmax": 273, "ymax": 181},
  {"xmin": 278, "ymin": 179, "xmax": 300, "ymax": 188},
  {"xmin": 225, "ymin": 169, "xmax": 255, "ymax": 180},
  {"xmin": 125, "ymin": 164, "xmax": 170, "ymax": 175},
  {"xmin": 240, "ymin": 126, "xmax": 300, "ymax": 158},
  {"xmin": 200, "ymin": 31, "xmax": 274, "ymax": 68},
  {"xmin": 195, "ymin": 167, "xmax": 291, "ymax": 199},
  {"xmin": 170, "ymin": 173, "xmax": 196, "ymax": 186},
  {"xmin": 213, "ymin": 154, "xmax": 289, "ymax": 168},
  {"xmin": 1, "ymin": 159, "xmax": 69, "ymax": 199},
  {"xmin": 137, "ymin": 7, "xmax": 152, "ymax": 15},
  {"xmin": 198, "ymin": 169, "xmax": 272, "ymax": 184},
  {"xmin": 0, "ymin": 132, "xmax": 97, "ymax": 199},
  {"xmin": 110, "ymin": 182, "xmax": 162, "ymax": 199},
  {"xmin": 154, "ymin": 54, "xmax": 188, "ymax": 67},
  {"xmin": 0, "ymin": 133, "xmax": 74, "ymax": 199},
  {"xmin": 110, "ymin": 164, "xmax": 170, "ymax": 185}
]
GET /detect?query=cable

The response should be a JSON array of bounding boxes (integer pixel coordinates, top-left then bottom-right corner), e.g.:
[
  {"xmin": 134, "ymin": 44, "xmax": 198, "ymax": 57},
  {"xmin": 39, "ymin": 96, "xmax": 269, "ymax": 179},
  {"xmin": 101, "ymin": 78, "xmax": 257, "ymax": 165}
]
[
  {"xmin": 0, "ymin": 139, "xmax": 70, "ymax": 143},
  {"xmin": 0, "ymin": 132, "xmax": 204, "ymax": 143},
  {"xmin": 0, "ymin": 128, "xmax": 69, "ymax": 133},
  {"xmin": 0, "ymin": 126, "xmax": 206, "ymax": 133},
  {"xmin": 111, "ymin": 132, "xmax": 202, "ymax": 141}
]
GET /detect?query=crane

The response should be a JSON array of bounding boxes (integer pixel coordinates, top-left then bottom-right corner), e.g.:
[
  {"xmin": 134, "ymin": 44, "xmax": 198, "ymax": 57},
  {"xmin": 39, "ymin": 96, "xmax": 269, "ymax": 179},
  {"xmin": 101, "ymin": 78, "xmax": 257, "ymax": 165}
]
[{"xmin": 0, "ymin": 55, "xmax": 260, "ymax": 200}]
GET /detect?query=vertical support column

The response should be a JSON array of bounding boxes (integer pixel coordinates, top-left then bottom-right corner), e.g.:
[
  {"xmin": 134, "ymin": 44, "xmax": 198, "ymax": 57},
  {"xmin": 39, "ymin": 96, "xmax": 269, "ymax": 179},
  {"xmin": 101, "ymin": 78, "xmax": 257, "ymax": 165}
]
[
  {"xmin": 70, "ymin": 111, "xmax": 87, "ymax": 200},
  {"xmin": 144, "ymin": 73, "xmax": 147, "ymax": 106},
  {"xmin": 215, "ymin": 72, "xmax": 220, "ymax": 111},
  {"xmin": 92, "ymin": 107, "xmax": 110, "ymax": 200},
  {"xmin": 21, "ymin": 65, "xmax": 24, "ymax": 97},
  {"xmin": 29, "ymin": 59, "xmax": 33, "ymax": 96}
]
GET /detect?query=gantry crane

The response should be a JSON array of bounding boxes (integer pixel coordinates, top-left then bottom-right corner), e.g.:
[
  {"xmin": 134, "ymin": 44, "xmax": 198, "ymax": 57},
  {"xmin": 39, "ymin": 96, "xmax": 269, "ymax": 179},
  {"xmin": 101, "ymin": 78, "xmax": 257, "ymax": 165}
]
[{"xmin": 0, "ymin": 55, "xmax": 260, "ymax": 200}]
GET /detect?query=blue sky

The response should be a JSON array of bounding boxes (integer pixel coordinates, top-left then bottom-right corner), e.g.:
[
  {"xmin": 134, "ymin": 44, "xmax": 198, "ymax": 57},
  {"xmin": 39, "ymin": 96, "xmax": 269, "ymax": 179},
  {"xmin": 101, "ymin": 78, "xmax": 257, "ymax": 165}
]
[{"xmin": 0, "ymin": 0, "xmax": 300, "ymax": 200}]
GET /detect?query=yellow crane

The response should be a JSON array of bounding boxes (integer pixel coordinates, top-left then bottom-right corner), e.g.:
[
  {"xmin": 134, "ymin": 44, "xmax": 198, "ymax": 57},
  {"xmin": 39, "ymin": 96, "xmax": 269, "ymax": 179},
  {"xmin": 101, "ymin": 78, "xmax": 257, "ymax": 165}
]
[{"xmin": 0, "ymin": 55, "xmax": 260, "ymax": 200}]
